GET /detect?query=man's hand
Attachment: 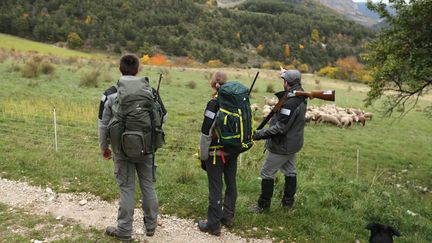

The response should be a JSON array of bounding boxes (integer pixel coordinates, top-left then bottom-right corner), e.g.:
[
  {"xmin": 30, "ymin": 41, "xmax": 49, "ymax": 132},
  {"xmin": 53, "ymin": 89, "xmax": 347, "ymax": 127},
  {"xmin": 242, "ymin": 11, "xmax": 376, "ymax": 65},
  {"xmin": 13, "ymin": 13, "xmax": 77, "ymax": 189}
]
[
  {"xmin": 253, "ymin": 130, "xmax": 262, "ymax": 141},
  {"xmin": 102, "ymin": 148, "xmax": 112, "ymax": 160}
]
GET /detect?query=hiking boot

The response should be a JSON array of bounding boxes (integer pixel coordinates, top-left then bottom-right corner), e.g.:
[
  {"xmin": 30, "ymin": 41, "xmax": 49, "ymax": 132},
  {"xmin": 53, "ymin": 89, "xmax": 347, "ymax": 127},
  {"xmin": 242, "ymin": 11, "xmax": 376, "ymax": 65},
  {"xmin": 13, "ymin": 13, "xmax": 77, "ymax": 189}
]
[
  {"xmin": 221, "ymin": 217, "xmax": 234, "ymax": 228},
  {"xmin": 146, "ymin": 227, "xmax": 156, "ymax": 237},
  {"xmin": 105, "ymin": 226, "xmax": 132, "ymax": 241},
  {"xmin": 197, "ymin": 220, "xmax": 221, "ymax": 236}
]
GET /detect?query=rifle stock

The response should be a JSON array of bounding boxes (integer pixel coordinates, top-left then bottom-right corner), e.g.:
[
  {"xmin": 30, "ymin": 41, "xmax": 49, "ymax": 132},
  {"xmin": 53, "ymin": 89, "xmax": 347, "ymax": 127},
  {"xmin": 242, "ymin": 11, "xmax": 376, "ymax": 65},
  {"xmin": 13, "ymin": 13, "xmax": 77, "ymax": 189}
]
[
  {"xmin": 294, "ymin": 90, "xmax": 335, "ymax": 101},
  {"xmin": 256, "ymin": 90, "xmax": 335, "ymax": 130}
]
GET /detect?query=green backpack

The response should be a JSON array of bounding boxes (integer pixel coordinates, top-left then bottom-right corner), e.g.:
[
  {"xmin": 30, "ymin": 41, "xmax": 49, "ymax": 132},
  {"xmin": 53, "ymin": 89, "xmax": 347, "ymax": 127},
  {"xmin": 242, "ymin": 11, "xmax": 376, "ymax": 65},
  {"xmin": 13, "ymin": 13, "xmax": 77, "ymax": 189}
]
[
  {"xmin": 108, "ymin": 77, "xmax": 164, "ymax": 159},
  {"xmin": 215, "ymin": 81, "xmax": 253, "ymax": 153}
]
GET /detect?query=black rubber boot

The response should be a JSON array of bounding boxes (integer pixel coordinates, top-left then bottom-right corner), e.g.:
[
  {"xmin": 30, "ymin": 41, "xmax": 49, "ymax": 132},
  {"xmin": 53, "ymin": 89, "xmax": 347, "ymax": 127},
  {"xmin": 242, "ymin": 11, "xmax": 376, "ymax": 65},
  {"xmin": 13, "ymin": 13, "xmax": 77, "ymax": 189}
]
[
  {"xmin": 249, "ymin": 179, "xmax": 274, "ymax": 213},
  {"xmin": 282, "ymin": 176, "xmax": 296, "ymax": 208}
]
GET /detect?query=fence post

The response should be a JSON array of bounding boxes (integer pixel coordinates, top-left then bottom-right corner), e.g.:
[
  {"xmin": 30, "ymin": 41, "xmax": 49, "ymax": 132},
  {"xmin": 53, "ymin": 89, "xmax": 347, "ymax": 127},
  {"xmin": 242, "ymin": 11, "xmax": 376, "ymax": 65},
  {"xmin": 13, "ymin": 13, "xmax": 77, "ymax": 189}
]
[
  {"xmin": 53, "ymin": 107, "xmax": 58, "ymax": 152},
  {"xmin": 356, "ymin": 148, "xmax": 360, "ymax": 179}
]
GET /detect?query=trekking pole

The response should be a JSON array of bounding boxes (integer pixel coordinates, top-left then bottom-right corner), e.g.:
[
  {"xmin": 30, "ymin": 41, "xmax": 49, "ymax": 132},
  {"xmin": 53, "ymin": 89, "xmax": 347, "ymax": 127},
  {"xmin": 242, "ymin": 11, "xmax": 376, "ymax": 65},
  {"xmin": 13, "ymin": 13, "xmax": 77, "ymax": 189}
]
[
  {"xmin": 156, "ymin": 73, "xmax": 163, "ymax": 95},
  {"xmin": 247, "ymin": 72, "xmax": 259, "ymax": 96}
]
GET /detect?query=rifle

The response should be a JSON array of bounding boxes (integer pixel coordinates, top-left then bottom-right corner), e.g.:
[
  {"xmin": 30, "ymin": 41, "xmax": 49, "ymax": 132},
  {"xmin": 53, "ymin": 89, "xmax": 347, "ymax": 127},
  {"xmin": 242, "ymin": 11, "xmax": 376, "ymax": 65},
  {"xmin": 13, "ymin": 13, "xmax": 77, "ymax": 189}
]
[
  {"xmin": 248, "ymin": 72, "xmax": 260, "ymax": 96},
  {"xmin": 156, "ymin": 73, "xmax": 162, "ymax": 96},
  {"xmin": 257, "ymin": 90, "xmax": 335, "ymax": 130}
]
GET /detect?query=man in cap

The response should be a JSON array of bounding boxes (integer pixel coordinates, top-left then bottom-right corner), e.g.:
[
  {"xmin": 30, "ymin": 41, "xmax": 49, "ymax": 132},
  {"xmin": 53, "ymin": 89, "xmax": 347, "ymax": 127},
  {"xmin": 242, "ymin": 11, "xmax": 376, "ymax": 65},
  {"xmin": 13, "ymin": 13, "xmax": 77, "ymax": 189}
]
[{"xmin": 249, "ymin": 69, "xmax": 307, "ymax": 213}]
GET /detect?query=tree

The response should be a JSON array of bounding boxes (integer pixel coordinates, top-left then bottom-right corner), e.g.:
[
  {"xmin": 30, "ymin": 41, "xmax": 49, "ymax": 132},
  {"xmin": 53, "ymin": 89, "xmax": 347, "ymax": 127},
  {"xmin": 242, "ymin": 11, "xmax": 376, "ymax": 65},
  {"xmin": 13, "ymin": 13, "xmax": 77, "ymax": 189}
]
[
  {"xmin": 67, "ymin": 32, "xmax": 82, "ymax": 49},
  {"xmin": 365, "ymin": 0, "xmax": 432, "ymax": 116},
  {"xmin": 311, "ymin": 28, "xmax": 320, "ymax": 42}
]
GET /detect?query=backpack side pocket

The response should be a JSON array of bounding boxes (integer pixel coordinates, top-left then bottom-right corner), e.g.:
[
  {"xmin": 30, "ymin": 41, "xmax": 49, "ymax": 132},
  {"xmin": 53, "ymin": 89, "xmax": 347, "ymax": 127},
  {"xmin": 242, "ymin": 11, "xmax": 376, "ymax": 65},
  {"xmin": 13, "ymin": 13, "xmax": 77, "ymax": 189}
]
[{"xmin": 108, "ymin": 118, "xmax": 123, "ymax": 155}]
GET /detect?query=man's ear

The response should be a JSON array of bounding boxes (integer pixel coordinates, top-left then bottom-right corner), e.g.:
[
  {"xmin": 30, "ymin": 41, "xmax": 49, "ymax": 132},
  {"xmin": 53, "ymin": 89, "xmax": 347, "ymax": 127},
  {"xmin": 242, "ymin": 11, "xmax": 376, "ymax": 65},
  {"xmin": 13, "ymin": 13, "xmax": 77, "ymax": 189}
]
[{"xmin": 388, "ymin": 226, "xmax": 401, "ymax": 237}]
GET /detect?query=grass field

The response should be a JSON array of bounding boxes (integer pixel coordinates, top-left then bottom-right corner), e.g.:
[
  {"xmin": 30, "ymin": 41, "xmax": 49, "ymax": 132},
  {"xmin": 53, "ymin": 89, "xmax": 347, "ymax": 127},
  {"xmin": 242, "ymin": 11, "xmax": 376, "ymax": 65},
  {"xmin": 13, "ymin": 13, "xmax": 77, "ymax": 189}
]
[
  {"xmin": 0, "ymin": 49, "xmax": 431, "ymax": 242},
  {"xmin": 0, "ymin": 33, "xmax": 101, "ymax": 59}
]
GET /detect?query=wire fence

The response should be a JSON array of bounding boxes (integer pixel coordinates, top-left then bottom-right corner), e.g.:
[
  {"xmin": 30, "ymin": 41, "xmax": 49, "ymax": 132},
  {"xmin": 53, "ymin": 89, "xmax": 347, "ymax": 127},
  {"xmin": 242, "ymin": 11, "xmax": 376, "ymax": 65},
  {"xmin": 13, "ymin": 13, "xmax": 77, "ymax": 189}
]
[{"xmin": 0, "ymin": 106, "xmax": 99, "ymax": 154}]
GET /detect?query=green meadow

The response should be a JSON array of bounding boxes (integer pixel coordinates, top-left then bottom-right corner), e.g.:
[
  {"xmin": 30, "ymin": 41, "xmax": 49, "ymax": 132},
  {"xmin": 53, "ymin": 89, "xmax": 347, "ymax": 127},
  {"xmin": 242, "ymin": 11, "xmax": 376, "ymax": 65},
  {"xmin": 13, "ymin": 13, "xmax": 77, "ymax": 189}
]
[
  {"xmin": 0, "ymin": 33, "xmax": 103, "ymax": 59},
  {"xmin": 0, "ymin": 49, "xmax": 431, "ymax": 242}
]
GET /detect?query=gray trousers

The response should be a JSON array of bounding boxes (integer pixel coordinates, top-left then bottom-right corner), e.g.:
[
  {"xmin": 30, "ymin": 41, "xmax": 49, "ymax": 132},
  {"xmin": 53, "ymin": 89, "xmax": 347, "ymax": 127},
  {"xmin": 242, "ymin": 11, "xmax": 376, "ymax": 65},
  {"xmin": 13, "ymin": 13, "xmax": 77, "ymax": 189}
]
[
  {"xmin": 114, "ymin": 154, "xmax": 158, "ymax": 236},
  {"xmin": 260, "ymin": 151, "xmax": 296, "ymax": 179},
  {"xmin": 205, "ymin": 154, "xmax": 238, "ymax": 231}
]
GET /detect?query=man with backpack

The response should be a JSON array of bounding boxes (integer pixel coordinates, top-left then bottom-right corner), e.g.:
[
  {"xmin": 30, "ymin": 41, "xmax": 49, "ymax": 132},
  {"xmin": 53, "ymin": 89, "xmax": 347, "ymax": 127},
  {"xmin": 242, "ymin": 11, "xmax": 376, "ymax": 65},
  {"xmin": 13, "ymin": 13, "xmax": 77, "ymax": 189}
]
[
  {"xmin": 249, "ymin": 69, "xmax": 307, "ymax": 213},
  {"xmin": 98, "ymin": 54, "xmax": 166, "ymax": 240},
  {"xmin": 198, "ymin": 71, "xmax": 253, "ymax": 236}
]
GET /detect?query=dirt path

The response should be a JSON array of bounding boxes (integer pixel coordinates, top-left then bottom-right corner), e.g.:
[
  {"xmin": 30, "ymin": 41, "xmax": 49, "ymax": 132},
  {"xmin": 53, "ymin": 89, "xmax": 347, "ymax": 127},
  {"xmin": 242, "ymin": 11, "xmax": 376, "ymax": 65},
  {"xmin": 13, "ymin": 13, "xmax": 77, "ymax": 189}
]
[{"xmin": 0, "ymin": 177, "xmax": 270, "ymax": 243}]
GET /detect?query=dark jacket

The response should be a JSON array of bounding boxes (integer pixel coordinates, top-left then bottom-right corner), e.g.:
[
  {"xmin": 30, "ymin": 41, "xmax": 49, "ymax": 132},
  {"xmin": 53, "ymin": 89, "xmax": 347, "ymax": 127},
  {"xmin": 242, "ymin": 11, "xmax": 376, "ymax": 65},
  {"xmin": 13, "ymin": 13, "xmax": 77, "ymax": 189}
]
[
  {"xmin": 253, "ymin": 86, "xmax": 307, "ymax": 155},
  {"xmin": 199, "ymin": 98, "xmax": 224, "ymax": 161}
]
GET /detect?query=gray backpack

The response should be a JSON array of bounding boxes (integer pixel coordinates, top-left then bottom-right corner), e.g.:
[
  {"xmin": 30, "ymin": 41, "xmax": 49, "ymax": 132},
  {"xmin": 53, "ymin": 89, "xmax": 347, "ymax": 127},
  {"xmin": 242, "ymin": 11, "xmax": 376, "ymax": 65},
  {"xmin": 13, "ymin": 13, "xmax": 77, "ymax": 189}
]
[{"xmin": 108, "ymin": 77, "xmax": 164, "ymax": 159}]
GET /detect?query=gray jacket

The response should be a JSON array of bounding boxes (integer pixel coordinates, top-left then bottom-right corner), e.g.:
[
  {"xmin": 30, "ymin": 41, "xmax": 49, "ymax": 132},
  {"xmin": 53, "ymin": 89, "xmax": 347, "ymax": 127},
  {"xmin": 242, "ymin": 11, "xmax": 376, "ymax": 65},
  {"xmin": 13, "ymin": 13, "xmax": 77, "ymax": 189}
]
[{"xmin": 253, "ymin": 90, "xmax": 307, "ymax": 155}]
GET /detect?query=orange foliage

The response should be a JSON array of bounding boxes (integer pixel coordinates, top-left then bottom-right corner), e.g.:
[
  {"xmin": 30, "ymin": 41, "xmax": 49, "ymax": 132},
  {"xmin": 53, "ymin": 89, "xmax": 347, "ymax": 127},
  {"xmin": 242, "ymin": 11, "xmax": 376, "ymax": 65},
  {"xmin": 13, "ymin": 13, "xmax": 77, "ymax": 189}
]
[
  {"xmin": 149, "ymin": 54, "xmax": 167, "ymax": 65},
  {"xmin": 283, "ymin": 44, "xmax": 291, "ymax": 58},
  {"xmin": 336, "ymin": 56, "xmax": 363, "ymax": 74}
]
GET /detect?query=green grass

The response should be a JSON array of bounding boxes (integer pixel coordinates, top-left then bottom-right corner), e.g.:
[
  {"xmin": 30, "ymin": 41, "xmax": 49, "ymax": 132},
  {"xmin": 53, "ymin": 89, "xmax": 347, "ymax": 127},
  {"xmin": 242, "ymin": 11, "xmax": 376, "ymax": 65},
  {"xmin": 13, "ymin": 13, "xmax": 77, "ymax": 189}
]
[
  {"xmin": 0, "ymin": 33, "xmax": 96, "ymax": 58},
  {"xmin": 0, "ymin": 203, "xmax": 115, "ymax": 242},
  {"xmin": 0, "ymin": 57, "xmax": 431, "ymax": 242}
]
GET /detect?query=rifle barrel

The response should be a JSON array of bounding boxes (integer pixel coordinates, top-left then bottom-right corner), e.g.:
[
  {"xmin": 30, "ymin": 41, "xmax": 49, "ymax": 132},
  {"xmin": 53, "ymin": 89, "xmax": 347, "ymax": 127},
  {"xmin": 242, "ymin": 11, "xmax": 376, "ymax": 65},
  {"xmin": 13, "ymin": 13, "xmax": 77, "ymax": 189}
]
[{"xmin": 248, "ymin": 72, "xmax": 260, "ymax": 96}]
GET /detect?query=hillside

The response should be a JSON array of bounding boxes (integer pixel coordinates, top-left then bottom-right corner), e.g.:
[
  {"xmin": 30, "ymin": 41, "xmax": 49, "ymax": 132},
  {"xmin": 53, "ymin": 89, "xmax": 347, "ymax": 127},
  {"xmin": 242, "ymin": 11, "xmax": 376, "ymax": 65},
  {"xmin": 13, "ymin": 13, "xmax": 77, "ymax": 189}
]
[
  {"xmin": 317, "ymin": 0, "xmax": 377, "ymax": 26},
  {"xmin": 0, "ymin": 33, "xmax": 95, "ymax": 58},
  {"xmin": 0, "ymin": 0, "xmax": 374, "ymax": 70}
]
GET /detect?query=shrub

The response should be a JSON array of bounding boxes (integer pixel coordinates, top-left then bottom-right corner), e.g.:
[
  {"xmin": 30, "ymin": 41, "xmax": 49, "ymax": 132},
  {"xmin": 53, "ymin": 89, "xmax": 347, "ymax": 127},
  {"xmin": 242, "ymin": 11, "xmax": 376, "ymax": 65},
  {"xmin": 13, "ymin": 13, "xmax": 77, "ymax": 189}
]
[
  {"xmin": 266, "ymin": 83, "xmax": 275, "ymax": 93},
  {"xmin": 207, "ymin": 59, "xmax": 224, "ymax": 68},
  {"xmin": 186, "ymin": 80, "xmax": 197, "ymax": 89},
  {"xmin": 0, "ymin": 52, "xmax": 8, "ymax": 63},
  {"xmin": 9, "ymin": 63, "xmax": 21, "ymax": 72},
  {"xmin": 67, "ymin": 32, "xmax": 83, "ymax": 49},
  {"xmin": 149, "ymin": 54, "xmax": 168, "ymax": 65},
  {"xmin": 262, "ymin": 62, "xmax": 273, "ymax": 69},
  {"xmin": 317, "ymin": 66, "xmax": 339, "ymax": 79},
  {"xmin": 80, "ymin": 69, "xmax": 100, "ymax": 87},
  {"xmin": 140, "ymin": 54, "xmax": 150, "ymax": 64},
  {"xmin": 39, "ymin": 62, "xmax": 55, "ymax": 75},
  {"xmin": 284, "ymin": 64, "xmax": 296, "ymax": 70},
  {"xmin": 100, "ymin": 72, "xmax": 114, "ymax": 83},
  {"xmin": 298, "ymin": 63, "xmax": 310, "ymax": 73},
  {"xmin": 21, "ymin": 60, "xmax": 39, "ymax": 78}
]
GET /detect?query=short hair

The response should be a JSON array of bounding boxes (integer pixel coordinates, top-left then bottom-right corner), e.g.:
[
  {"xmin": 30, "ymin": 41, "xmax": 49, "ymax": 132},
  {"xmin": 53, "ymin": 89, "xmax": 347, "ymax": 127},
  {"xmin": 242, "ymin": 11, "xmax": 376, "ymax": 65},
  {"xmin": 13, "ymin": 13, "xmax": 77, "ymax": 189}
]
[{"xmin": 119, "ymin": 54, "xmax": 139, "ymax": 76}]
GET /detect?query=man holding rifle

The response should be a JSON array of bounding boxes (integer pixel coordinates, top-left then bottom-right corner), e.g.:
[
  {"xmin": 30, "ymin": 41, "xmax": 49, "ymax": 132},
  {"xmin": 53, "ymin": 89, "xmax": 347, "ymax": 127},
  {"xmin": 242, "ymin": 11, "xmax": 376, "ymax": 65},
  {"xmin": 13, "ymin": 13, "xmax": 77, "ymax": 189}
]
[{"xmin": 250, "ymin": 69, "xmax": 307, "ymax": 213}]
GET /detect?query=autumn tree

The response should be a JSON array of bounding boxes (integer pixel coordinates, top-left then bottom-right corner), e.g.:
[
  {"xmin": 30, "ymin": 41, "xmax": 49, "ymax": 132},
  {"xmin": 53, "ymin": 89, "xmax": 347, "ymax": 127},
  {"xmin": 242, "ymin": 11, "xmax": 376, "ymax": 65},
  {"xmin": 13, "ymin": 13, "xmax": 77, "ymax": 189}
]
[
  {"xmin": 67, "ymin": 32, "xmax": 82, "ymax": 49},
  {"xmin": 283, "ymin": 44, "xmax": 291, "ymax": 58},
  {"xmin": 311, "ymin": 28, "xmax": 319, "ymax": 42},
  {"xmin": 365, "ymin": 0, "xmax": 432, "ymax": 116}
]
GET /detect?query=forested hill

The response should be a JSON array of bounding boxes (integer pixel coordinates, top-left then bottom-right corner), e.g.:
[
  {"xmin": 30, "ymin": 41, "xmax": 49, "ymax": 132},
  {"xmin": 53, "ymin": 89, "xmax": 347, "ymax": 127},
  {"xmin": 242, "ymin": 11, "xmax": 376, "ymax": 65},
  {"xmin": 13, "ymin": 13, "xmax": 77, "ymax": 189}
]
[{"xmin": 0, "ymin": 0, "xmax": 374, "ymax": 70}]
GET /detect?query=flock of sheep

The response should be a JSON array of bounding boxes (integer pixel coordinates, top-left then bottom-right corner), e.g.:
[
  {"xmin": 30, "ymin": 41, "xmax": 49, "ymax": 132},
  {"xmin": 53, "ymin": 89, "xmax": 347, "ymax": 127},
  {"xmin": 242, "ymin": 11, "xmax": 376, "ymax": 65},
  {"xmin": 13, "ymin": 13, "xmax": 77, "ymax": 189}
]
[{"xmin": 251, "ymin": 97, "xmax": 373, "ymax": 128}]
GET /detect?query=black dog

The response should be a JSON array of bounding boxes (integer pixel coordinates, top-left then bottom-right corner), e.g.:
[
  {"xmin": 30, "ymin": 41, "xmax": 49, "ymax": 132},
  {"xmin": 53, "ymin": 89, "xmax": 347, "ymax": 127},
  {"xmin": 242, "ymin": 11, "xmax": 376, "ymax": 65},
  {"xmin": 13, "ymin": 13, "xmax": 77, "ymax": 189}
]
[{"xmin": 366, "ymin": 223, "xmax": 401, "ymax": 243}]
